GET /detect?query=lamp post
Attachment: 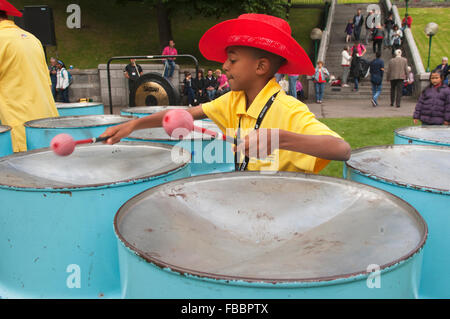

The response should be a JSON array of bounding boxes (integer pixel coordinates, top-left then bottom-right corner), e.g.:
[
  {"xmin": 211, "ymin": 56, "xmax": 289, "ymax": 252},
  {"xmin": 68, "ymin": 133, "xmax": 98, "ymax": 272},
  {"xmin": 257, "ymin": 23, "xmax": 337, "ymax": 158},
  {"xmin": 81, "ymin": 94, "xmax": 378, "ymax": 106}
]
[
  {"xmin": 424, "ymin": 22, "xmax": 438, "ymax": 72},
  {"xmin": 310, "ymin": 28, "xmax": 323, "ymax": 68},
  {"xmin": 405, "ymin": 0, "xmax": 410, "ymax": 16}
]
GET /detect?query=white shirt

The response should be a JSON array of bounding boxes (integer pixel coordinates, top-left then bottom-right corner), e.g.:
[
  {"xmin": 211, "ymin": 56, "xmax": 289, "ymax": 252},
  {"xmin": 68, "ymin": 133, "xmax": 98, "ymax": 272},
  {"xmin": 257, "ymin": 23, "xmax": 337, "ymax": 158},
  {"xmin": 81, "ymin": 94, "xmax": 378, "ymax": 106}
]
[
  {"xmin": 341, "ymin": 50, "xmax": 352, "ymax": 66},
  {"xmin": 56, "ymin": 68, "xmax": 69, "ymax": 89}
]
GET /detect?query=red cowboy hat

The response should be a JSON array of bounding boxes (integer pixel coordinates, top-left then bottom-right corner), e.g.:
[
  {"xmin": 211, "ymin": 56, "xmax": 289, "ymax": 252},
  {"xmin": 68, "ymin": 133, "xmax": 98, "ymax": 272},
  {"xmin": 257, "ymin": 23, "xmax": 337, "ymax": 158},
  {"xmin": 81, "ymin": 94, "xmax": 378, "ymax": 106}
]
[
  {"xmin": 199, "ymin": 13, "xmax": 314, "ymax": 75},
  {"xmin": 0, "ymin": 0, "xmax": 22, "ymax": 17}
]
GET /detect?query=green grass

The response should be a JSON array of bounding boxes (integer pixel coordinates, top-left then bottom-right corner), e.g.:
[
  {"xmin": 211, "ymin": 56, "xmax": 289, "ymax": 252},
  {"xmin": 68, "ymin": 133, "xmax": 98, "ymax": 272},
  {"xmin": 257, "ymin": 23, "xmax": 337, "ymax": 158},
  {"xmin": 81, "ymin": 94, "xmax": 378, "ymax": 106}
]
[
  {"xmin": 397, "ymin": 7, "xmax": 450, "ymax": 70},
  {"xmin": 318, "ymin": 117, "xmax": 415, "ymax": 178},
  {"xmin": 9, "ymin": 0, "xmax": 322, "ymax": 69},
  {"xmin": 292, "ymin": 0, "xmax": 379, "ymax": 4}
]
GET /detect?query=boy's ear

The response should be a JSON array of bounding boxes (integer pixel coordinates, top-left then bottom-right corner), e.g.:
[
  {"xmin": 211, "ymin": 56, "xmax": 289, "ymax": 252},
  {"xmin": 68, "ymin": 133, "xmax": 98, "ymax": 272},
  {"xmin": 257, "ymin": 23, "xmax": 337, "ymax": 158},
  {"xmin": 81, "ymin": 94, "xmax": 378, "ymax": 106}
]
[{"xmin": 255, "ymin": 57, "xmax": 271, "ymax": 77}]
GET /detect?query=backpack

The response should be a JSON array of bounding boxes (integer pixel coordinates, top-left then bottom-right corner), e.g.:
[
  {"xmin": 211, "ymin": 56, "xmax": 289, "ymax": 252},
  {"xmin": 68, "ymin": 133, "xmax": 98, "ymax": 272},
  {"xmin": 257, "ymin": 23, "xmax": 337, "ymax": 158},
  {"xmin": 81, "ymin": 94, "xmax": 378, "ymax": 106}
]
[{"xmin": 62, "ymin": 68, "xmax": 73, "ymax": 86}]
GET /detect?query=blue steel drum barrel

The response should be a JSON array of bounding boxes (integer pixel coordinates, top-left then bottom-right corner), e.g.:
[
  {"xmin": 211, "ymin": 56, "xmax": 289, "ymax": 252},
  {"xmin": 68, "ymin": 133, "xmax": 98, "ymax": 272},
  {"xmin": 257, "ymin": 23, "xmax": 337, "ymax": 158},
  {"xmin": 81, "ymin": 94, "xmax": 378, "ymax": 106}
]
[
  {"xmin": 114, "ymin": 172, "xmax": 427, "ymax": 298},
  {"xmin": 345, "ymin": 145, "xmax": 450, "ymax": 299},
  {"xmin": 0, "ymin": 142, "xmax": 191, "ymax": 298},
  {"xmin": 24, "ymin": 115, "xmax": 135, "ymax": 150},
  {"xmin": 56, "ymin": 102, "xmax": 105, "ymax": 117},
  {"xmin": 120, "ymin": 106, "xmax": 189, "ymax": 118},
  {"xmin": 124, "ymin": 121, "xmax": 235, "ymax": 175},
  {"xmin": 394, "ymin": 126, "xmax": 450, "ymax": 146},
  {"xmin": 0, "ymin": 125, "xmax": 13, "ymax": 157}
]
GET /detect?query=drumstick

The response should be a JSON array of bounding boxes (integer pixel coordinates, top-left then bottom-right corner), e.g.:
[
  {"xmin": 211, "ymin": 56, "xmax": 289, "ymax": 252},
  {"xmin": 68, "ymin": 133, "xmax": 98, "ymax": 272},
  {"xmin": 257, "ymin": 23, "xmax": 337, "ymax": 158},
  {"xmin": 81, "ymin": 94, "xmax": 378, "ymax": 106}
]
[
  {"xmin": 50, "ymin": 133, "xmax": 111, "ymax": 156},
  {"xmin": 162, "ymin": 109, "xmax": 240, "ymax": 143}
]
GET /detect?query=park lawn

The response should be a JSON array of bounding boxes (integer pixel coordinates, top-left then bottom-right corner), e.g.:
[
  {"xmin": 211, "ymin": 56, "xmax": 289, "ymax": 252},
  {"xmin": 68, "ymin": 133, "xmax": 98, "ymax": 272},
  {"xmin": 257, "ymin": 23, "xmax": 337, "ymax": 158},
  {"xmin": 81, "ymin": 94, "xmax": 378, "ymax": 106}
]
[
  {"xmin": 9, "ymin": 0, "xmax": 322, "ymax": 69},
  {"xmin": 317, "ymin": 117, "xmax": 415, "ymax": 178},
  {"xmin": 397, "ymin": 7, "xmax": 449, "ymax": 70},
  {"xmin": 292, "ymin": 0, "xmax": 379, "ymax": 4}
]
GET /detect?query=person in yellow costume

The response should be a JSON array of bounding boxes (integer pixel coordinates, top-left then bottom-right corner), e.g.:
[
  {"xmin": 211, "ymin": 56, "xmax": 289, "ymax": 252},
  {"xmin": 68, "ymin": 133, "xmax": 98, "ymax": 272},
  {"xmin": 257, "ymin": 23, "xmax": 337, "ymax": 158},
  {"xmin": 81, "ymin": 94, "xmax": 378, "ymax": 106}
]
[
  {"xmin": 0, "ymin": 1, "xmax": 59, "ymax": 152},
  {"xmin": 101, "ymin": 14, "xmax": 351, "ymax": 173}
]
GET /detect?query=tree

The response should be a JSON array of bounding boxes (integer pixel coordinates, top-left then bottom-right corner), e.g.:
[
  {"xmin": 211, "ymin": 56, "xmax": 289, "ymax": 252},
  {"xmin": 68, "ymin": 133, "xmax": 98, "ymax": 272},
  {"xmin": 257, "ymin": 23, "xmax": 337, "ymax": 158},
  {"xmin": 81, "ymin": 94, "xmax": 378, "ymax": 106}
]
[{"xmin": 139, "ymin": 0, "xmax": 287, "ymax": 51}]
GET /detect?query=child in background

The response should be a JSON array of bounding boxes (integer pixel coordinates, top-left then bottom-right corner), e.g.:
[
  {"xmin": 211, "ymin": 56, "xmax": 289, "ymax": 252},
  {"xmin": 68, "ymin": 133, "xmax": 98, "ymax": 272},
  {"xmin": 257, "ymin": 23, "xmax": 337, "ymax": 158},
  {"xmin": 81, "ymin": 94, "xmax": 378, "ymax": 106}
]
[
  {"xmin": 101, "ymin": 14, "xmax": 350, "ymax": 173},
  {"xmin": 413, "ymin": 71, "xmax": 450, "ymax": 125},
  {"xmin": 345, "ymin": 19, "xmax": 353, "ymax": 43}
]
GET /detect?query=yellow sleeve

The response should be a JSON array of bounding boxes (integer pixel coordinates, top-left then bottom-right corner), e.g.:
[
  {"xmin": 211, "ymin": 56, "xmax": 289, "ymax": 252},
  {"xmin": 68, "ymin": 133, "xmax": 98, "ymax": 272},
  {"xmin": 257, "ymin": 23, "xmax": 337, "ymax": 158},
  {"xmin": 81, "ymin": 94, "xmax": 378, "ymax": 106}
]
[
  {"xmin": 290, "ymin": 104, "xmax": 342, "ymax": 173},
  {"xmin": 201, "ymin": 92, "xmax": 233, "ymax": 134}
]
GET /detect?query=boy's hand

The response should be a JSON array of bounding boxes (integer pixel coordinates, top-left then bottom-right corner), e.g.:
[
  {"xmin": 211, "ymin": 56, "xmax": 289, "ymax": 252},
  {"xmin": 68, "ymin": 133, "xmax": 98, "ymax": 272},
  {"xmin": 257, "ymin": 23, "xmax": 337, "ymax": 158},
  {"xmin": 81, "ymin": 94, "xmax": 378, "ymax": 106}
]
[
  {"xmin": 100, "ymin": 120, "xmax": 136, "ymax": 145},
  {"xmin": 234, "ymin": 128, "xmax": 279, "ymax": 159}
]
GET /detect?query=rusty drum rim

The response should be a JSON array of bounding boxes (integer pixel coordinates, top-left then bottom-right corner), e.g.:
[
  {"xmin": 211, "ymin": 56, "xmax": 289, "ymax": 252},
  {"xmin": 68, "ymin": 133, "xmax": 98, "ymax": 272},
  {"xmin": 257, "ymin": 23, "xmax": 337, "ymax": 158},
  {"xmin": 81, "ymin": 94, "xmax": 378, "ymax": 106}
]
[
  {"xmin": 24, "ymin": 115, "xmax": 136, "ymax": 129},
  {"xmin": 394, "ymin": 125, "xmax": 450, "ymax": 146},
  {"xmin": 0, "ymin": 125, "xmax": 12, "ymax": 134}
]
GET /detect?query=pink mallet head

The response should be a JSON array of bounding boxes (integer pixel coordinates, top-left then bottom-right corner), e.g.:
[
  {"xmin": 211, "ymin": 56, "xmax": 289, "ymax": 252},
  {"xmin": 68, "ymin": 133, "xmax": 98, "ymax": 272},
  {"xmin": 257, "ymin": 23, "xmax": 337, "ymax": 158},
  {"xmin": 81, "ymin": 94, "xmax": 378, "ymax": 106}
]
[
  {"xmin": 51, "ymin": 133, "xmax": 76, "ymax": 156},
  {"xmin": 162, "ymin": 109, "xmax": 194, "ymax": 139}
]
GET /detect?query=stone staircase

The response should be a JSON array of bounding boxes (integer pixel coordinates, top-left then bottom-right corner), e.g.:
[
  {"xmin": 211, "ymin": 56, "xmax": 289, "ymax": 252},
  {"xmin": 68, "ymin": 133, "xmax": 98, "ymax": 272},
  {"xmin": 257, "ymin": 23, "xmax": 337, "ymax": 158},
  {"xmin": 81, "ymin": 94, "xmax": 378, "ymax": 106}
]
[{"xmin": 324, "ymin": 3, "xmax": 392, "ymax": 100}]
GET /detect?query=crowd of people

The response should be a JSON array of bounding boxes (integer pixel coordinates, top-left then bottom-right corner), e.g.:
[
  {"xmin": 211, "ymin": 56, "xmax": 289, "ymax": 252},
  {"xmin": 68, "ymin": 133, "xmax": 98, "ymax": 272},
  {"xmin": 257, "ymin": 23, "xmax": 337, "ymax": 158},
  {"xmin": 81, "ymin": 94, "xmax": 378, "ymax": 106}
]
[
  {"xmin": 182, "ymin": 69, "xmax": 231, "ymax": 106},
  {"xmin": 48, "ymin": 58, "xmax": 72, "ymax": 103}
]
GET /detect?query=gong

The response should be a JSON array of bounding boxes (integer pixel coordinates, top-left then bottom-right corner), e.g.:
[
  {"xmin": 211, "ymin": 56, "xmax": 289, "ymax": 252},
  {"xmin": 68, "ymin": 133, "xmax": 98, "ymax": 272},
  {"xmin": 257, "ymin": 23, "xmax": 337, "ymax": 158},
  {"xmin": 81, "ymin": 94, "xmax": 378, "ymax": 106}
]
[{"xmin": 131, "ymin": 73, "xmax": 180, "ymax": 107}]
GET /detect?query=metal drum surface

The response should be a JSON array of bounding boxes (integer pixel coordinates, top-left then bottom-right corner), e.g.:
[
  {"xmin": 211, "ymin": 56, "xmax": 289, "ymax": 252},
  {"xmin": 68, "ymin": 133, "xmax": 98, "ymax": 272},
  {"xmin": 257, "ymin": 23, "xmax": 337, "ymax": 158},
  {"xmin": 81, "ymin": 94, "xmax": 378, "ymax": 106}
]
[
  {"xmin": 24, "ymin": 115, "xmax": 134, "ymax": 150},
  {"xmin": 114, "ymin": 172, "xmax": 427, "ymax": 299},
  {"xmin": 56, "ymin": 102, "xmax": 105, "ymax": 117},
  {"xmin": 345, "ymin": 145, "xmax": 450, "ymax": 299},
  {"xmin": 394, "ymin": 126, "xmax": 450, "ymax": 146},
  {"xmin": 124, "ymin": 121, "xmax": 234, "ymax": 175},
  {"xmin": 0, "ymin": 125, "xmax": 13, "ymax": 157},
  {"xmin": 120, "ymin": 106, "xmax": 189, "ymax": 118},
  {"xmin": 0, "ymin": 142, "xmax": 190, "ymax": 298}
]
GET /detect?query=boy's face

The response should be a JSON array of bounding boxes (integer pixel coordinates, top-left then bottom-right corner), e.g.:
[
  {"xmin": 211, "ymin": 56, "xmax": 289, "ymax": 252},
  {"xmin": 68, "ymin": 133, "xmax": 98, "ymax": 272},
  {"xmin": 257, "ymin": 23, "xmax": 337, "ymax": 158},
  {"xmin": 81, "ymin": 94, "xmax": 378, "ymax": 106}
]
[
  {"xmin": 223, "ymin": 46, "xmax": 260, "ymax": 92},
  {"xmin": 430, "ymin": 73, "xmax": 442, "ymax": 86}
]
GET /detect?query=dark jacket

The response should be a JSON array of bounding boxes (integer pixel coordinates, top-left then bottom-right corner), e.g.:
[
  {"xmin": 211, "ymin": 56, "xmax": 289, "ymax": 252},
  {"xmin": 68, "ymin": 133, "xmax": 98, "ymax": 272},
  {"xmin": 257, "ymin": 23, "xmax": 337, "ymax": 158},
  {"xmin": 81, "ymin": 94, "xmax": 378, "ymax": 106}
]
[
  {"xmin": 204, "ymin": 76, "xmax": 218, "ymax": 90},
  {"xmin": 353, "ymin": 14, "xmax": 364, "ymax": 29},
  {"xmin": 370, "ymin": 58, "xmax": 384, "ymax": 85},
  {"xmin": 192, "ymin": 77, "xmax": 206, "ymax": 92},
  {"xmin": 434, "ymin": 63, "xmax": 449, "ymax": 80},
  {"xmin": 373, "ymin": 28, "xmax": 385, "ymax": 40},
  {"xmin": 350, "ymin": 53, "xmax": 361, "ymax": 78},
  {"xmin": 413, "ymin": 85, "xmax": 450, "ymax": 125}
]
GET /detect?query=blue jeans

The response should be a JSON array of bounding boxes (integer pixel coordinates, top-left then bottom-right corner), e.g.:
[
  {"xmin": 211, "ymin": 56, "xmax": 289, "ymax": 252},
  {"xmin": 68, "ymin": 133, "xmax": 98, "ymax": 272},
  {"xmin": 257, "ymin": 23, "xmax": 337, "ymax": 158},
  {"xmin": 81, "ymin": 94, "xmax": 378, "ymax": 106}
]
[
  {"xmin": 371, "ymin": 82, "xmax": 382, "ymax": 103},
  {"xmin": 206, "ymin": 89, "xmax": 216, "ymax": 101},
  {"xmin": 354, "ymin": 77, "xmax": 359, "ymax": 90},
  {"xmin": 314, "ymin": 82, "xmax": 325, "ymax": 101},
  {"xmin": 164, "ymin": 60, "xmax": 175, "ymax": 78},
  {"xmin": 288, "ymin": 75, "xmax": 299, "ymax": 98}
]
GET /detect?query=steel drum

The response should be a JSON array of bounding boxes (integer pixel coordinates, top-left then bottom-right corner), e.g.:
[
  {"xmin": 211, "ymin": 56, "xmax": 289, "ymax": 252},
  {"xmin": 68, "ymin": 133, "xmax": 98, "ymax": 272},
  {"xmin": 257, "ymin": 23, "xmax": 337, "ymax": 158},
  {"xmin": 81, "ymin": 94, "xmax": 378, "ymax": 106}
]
[
  {"xmin": 24, "ymin": 115, "xmax": 135, "ymax": 150},
  {"xmin": 56, "ymin": 102, "xmax": 105, "ymax": 117},
  {"xmin": 345, "ymin": 145, "xmax": 450, "ymax": 299},
  {"xmin": 114, "ymin": 172, "xmax": 427, "ymax": 298},
  {"xmin": 120, "ymin": 106, "xmax": 189, "ymax": 118},
  {"xmin": 394, "ymin": 126, "xmax": 450, "ymax": 146},
  {"xmin": 0, "ymin": 125, "xmax": 13, "ymax": 157},
  {"xmin": 0, "ymin": 142, "xmax": 190, "ymax": 298},
  {"xmin": 124, "ymin": 121, "xmax": 234, "ymax": 175}
]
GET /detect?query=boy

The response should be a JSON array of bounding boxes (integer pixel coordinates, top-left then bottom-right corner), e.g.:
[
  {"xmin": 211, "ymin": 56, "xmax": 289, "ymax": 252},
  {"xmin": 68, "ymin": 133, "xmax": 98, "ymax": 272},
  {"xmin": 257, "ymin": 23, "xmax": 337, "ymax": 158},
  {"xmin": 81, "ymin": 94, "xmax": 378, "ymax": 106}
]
[{"xmin": 101, "ymin": 13, "xmax": 350, "ymax": 173}]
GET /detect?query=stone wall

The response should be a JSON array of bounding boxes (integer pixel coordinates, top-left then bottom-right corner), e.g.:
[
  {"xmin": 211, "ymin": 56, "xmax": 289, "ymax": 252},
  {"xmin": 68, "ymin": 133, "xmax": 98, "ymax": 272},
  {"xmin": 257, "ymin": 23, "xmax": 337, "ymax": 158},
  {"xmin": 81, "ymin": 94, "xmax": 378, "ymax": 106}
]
[{"xmin": 68, "ymin": 69, "xmax": 101, "ymax": 102}]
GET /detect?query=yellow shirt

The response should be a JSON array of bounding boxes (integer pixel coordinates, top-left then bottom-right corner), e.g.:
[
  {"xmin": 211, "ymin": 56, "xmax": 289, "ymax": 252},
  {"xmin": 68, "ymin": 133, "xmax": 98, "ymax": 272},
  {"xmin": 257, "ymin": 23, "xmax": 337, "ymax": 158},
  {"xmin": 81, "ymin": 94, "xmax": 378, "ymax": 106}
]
[
  {"xmin": 0, "ymin": 20, "xmax": 59, "ymax": 152},
  {"xmin": 202, "ymin": 77, "xmax": 342, "ymax": 173}
]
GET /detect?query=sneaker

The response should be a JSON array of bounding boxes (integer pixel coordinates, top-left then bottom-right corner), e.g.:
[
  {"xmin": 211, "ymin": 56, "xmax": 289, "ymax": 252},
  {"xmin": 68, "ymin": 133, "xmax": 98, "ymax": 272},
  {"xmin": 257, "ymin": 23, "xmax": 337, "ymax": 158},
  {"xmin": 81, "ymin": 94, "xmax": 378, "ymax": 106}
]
[
  {"xmin": 390, "ymin": 103, "xmax": 394, "ymax": 107},
  {"xmin": 396, "ymin": 105, "xmax": 400, "ymax": 108},
  {"xmin": 342, "ymin": 84, "xmax": 349, "ymax": 87},
  {"xmin": 371, "ymin": 99, "xmax": 376, "ymax": 107}
]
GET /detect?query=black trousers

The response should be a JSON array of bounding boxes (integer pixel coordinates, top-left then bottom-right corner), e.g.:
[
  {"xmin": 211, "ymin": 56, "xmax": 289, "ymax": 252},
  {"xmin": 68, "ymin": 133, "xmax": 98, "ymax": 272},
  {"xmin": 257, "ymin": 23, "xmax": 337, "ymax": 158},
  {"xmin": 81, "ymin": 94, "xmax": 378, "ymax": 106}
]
[
  {"xmin": 390, "ymin": 79, "xmax": 403, "ymax": 107},
  {"xmin": 373, "ymin": 39, "xmax": 382, "ymax": 53}
]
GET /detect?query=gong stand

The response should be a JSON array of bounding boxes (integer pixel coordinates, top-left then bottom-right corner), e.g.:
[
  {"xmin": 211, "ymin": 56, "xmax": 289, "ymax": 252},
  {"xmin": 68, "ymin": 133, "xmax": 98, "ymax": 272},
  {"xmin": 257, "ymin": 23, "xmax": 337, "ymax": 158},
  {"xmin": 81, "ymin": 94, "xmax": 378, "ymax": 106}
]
[{"xmin": 106, "ymin": 55, "xmax": 199, "ymax": 114}]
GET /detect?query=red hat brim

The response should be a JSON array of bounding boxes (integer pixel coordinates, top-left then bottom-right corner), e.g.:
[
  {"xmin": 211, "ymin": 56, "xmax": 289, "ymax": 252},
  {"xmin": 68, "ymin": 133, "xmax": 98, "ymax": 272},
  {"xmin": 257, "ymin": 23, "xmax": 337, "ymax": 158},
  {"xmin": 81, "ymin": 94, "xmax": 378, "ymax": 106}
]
[
  {"xmin": 199, "ymin": 17, "xmax": 314, "ymax": 75},
  {"xmin": 0, "ymin": 0, "xmax": 22, "ymax": 17}
]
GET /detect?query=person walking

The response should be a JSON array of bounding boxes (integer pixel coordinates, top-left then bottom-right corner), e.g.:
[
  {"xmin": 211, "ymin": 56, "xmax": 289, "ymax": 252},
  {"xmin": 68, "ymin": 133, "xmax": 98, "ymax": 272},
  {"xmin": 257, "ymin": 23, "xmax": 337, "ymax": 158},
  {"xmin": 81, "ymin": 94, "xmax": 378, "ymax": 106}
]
[
  {"xmin": 350, "ymin": 49, "xmax": 361, "ymax": 92},
  {"xmin": 312, "ymin": 61, "xmax": 329, "ymax": 103},
  {"xmin": 353, "ymin": 9, "xmax": 364, "ymax": 41},
  {"xmin": 123, "ymin": 59, "xmax": 143, "ymax": 107},
  {"xmin": 364, "ymin": 10, "xmax": 375, "ymax": 45},
  {"xmin": 403, "ymin": 66, "xmax": 414, "ymax": 96},
  {"xmin": 384, "ymin": 13, "xmax": 395, "ymax": 48},
  {"xmin": 372, "ymin": 25, "xmax": 384, "ymax": 54},
  {"xmin": 390, "ymin": 25, "xmax": 402, "ymax": 56},
  {"xmin": 341, "ymin": 47, "xmax": 351, "ymax": 87},
  {"xmin": 386, "ymin": 49, "xmax": 408, "ymax": 108},
  {"xmin": 369, "ymin": 51, "xmax": 384, "ymax": 107},
  {"xmin": 288, "ymin": 74, "xmax": 299, "ymax": 98},
  {"xmin": 56, "ymin": 60, "xmax": 70, "ymax": 103},
  {"xmin": 162, "ymin": 39, "xmax": 177, "ymax": 79},
  {"xmin": 413, "ymin": 70, "xmax": 449, "ymax": 125},
  {"xmin": 0, "ymin": 1, "xmax": 59, "ymax": 152},
  {"xmin": 345, "ymin": 19, "xmax": 353, "ymax": 43}
]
